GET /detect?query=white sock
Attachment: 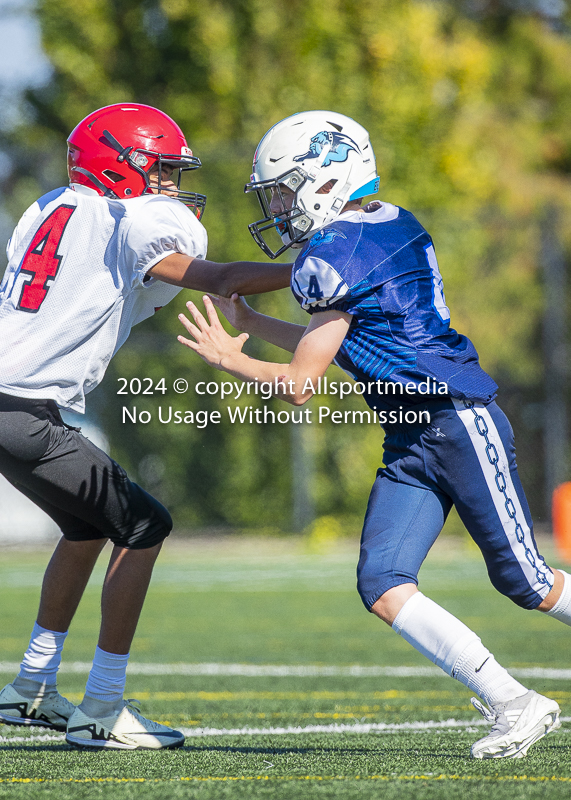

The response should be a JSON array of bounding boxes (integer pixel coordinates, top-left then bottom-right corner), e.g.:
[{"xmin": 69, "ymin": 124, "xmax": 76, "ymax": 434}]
[
  {"xmin": 392, "ymin": 593, "xmax": 527, "ymax": 707},
  {"xmin": 84, "ymin": 646, "xmax": 129, "ymax": 703},
  {"xmin": 18, "ymin": 622, "xmax": 68, "ymax": 685},
  {"xmin": 546, "ymin": 570, "xmax": 571, "ymax": 626}
]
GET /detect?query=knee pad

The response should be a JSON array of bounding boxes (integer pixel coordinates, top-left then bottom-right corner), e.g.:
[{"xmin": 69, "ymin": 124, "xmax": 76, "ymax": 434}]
[
  {"xmin": 110, "ymin": 485, "xmax": 173, "ymax": 550},
  {"xmin": 357, "ymin": 551, "xmax": 418, "ymax": 611}
]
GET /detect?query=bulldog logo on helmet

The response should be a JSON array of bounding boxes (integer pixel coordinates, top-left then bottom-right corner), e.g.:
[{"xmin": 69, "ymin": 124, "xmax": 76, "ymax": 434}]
[{"xmin": 293, "ymin": 131, "xmax": 360, "ymax": 167}]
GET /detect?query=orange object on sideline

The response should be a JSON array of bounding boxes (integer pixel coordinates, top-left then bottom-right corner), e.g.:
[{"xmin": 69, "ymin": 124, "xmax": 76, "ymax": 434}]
[{"xmin": 552, "ymin": 482, "xmax": 571, "ymax": 563}]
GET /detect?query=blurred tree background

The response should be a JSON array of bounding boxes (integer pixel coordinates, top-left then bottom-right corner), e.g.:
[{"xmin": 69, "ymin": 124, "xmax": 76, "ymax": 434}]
[{"xmin": 1, "ymin": 0, "xmax": 571, "ymax": 533}]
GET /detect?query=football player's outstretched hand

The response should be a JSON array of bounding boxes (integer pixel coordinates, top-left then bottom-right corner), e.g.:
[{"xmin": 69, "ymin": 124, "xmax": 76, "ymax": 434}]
[
  {"xmin": 208, "ymin": 292, "xmax": 252, "ymax": 332},
  {"xmin": 178, "ymin": 296, "xmax": 249, "ymax": 370}
]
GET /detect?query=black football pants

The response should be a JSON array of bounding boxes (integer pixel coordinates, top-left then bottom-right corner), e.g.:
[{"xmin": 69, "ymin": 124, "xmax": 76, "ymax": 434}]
[{"xmin": 0, "ymin": 392, "xmax": 171, "ymax": 549}]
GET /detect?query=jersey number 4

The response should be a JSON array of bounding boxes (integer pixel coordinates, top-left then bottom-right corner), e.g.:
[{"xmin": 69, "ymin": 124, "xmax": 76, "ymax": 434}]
[
  {"xmin": 17, "ymin": 205, "xmax": 75, "ymax": 313},
  {"xmin": 307, "ymin": 274, "xmax": 324, "ymax": 301}
]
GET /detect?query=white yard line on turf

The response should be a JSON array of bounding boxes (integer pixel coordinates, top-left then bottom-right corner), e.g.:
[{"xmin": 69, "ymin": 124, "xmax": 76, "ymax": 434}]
[
  {"xmin": 2, "ymin": 662, "xmax": 571, "ymax": 679},
  {"xmin": 180, "ymin": 720, "xmax": 490, "ymax": 737},
  {"xmin": 0, "ymin": 732, "xmax": 63, "ymax": 744},
  {"xmin": 180, "ymin": 718, "xmax": 571, "ymax": 737},
  {"xmin": 3, "ymin": 718, "xmax": 571, "ymax": 743}
]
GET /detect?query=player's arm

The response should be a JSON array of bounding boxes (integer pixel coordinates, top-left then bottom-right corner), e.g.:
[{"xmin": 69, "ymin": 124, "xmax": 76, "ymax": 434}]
[
  {"xmin": 209, "ymin": 293, "xmax": 305, "ymax": 354},
  {"xmin": 177, "ymin": 295, "xmax": 351, "ymax": 406},
  {"xmin": 147, "ymin": 253, "xmax": 292, "ymax": 297}
]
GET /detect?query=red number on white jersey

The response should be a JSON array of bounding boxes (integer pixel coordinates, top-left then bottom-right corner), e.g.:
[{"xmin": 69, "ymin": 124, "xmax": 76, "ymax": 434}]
[{"xmin": 17, "ymin": 205, "xmax": 75, "ymax": 313}]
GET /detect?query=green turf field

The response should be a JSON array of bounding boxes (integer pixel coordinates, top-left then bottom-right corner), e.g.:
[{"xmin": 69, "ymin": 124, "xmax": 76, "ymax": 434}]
[{"xmin": 0, "ymin": 535, "xmax": 570, "ymax": 799}]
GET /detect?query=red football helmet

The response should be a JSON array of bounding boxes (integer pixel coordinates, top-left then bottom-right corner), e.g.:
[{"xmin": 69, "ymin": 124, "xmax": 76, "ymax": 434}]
[{"xmin": 67, "ymin": 103, "xmax": 206, "ymax": 218}]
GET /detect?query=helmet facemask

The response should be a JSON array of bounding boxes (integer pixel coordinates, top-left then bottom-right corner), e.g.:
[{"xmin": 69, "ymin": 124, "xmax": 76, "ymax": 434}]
[
  {"xmin": 143, "ymin": 153, "xmax": 206, "ymax": 219},
  {"xmin": 245, "ymin": 169, "xmax": 313, "ymax": 259},
  {"xmin": 99, "ymin": 129, "xmax": 207, "ymax": 219}
]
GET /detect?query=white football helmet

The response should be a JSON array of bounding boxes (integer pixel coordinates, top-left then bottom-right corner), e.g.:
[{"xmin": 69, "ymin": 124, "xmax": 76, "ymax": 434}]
[{"xmin": 245, "ymin": 111, "xmax": 379, "ymax": 258}]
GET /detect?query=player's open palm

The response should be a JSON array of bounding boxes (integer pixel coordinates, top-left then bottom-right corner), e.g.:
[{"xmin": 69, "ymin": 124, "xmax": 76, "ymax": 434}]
[{"xmin": 178, "ymin": 295, "xmax": 249, "ymax": 369}]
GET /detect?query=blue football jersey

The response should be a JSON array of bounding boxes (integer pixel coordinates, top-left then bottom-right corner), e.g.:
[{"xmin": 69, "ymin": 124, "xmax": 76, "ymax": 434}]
[{"xmin": 291, "ymin": 201, "xmax": 497, "ymax": 411}]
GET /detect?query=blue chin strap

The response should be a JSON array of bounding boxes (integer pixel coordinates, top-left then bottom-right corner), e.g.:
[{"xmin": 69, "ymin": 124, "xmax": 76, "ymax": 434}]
[{"xmin": 349, "ymin": 176, "xmax": 380, "ymax": 202}]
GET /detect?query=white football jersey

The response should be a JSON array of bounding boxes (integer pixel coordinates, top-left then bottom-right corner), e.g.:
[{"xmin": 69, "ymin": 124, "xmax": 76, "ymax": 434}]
[{"xmin": 0, "ymin": 186, "xmax": 207, "ymax": 412}]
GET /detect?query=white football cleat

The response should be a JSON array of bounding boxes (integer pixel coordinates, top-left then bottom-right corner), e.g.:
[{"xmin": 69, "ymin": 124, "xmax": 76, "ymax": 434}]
[
  {"xmin": 0, "ymin": 682, "xmax": 75, "ymax": 731},
  {"xmin": 66, "ymin": 699, "xmax": 185, "ymax": 750},
  {"xmin": 470, "ymin": 690, "xmax": 561, "ymax": 759}
]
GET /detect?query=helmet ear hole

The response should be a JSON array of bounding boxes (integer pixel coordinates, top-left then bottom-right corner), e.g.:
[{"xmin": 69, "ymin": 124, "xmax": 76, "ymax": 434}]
[
  {"xmin": 316, "ymin": 179, "xmax": 337, "ymax": 195},
  {"xmin": 102, "ymin": 169, "xmax": 126, "ymax": 183}
]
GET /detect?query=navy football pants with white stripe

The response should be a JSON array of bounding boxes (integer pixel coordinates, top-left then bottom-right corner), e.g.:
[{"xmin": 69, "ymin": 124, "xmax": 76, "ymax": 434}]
[{"xmin": 357, "ymin": 400, "xmax": 553, "ymax": 611}]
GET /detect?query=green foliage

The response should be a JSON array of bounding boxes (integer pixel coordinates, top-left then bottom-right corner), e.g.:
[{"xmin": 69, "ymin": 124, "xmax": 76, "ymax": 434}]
[{"xmin": 3, "ymin": 0, "xmax": 571, "ymax": 526}]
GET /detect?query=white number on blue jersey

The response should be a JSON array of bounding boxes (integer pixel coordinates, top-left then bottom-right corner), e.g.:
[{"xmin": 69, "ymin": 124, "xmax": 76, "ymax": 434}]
[
  {"xmin": 423, "ymin": 243, "xmax": 450, "ymax": 322},
  {"xmin": 292, "ymin": 256, "xmax": 350, "ymax": 310}
]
